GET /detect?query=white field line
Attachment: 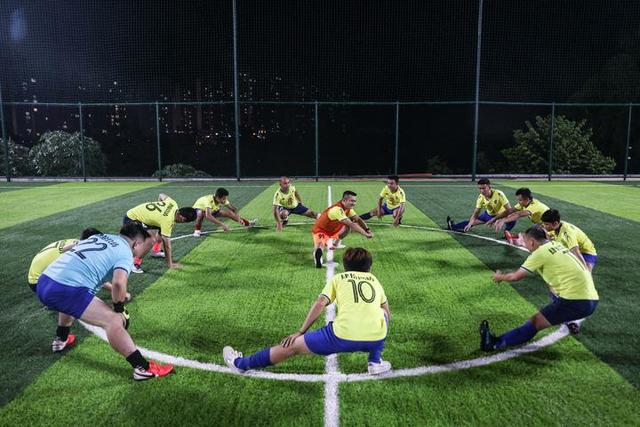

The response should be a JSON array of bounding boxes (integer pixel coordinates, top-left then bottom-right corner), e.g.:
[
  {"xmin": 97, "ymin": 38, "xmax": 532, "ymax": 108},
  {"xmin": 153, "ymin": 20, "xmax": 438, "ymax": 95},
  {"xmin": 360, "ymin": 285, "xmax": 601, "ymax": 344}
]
[{"xmin": 323, "ymin": 185, "xmax": 340, "ymax": 427}]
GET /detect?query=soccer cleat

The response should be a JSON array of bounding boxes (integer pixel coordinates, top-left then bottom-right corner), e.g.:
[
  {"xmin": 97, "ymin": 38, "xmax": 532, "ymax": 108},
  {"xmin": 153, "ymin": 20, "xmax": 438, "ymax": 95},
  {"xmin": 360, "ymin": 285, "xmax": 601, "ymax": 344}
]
[
  {"xmin": 329, "ymin": 240, "xmax": 345, "ymax": 250},
  {"xmin": 193, "ymin": 230, "xmax": 202, "ymax": 237},
  {"xmin": 314, "ymin": 248, "xmax": 323, "ymax": 268},
  {"xmin": 368, "ymin": 359, "xmax": 392, "ymax": 375},
  {"xmin": 131, "ymin": 265, "xmax": 144, "ymax": 274},
  {"xmin": 479, "ymin": 320, "xmax": 498, "ymax": 351},
  {"xmin": 133, "ymin": 361, "xmax": 174, "ymax": 381},
  {"xmin": 282, "ymin": 219, "xmax": 288, "ymax": 226},
  {"xmin": 52, "ymin": 334, "xmax": 76, "ymax": 352},
  {"xmin": 222, "ymin": 346, "xmax": 246, "ymax": 374},
  {"xmin": 446, "ymin": 216, "xmax": 454, "ymax": 230},
  {"xmin": 566, "ymin": 322, "xmax": 581, "ymax": 335},
  {"xmin": 244, "ymin": 219, "xmax": 258, "ymax": 228},
  {"xmin": 151, "ymin": 251, "xmax": 166, "ymax": 258}
]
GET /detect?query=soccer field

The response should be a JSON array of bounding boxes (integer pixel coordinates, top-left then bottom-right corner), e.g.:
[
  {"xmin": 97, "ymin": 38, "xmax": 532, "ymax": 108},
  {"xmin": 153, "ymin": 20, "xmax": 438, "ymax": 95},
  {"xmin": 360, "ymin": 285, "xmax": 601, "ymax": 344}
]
[{"xmin": 1, "ymin": 180, "xmax": 639, "ymax": 426}]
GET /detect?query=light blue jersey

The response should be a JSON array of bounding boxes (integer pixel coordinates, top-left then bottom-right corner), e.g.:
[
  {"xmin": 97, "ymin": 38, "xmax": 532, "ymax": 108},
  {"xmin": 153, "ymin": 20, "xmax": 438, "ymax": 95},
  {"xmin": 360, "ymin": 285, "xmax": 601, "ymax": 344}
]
[{"xmin": 43, "ymin": 234, "xmax": 133, "ymax": 295}]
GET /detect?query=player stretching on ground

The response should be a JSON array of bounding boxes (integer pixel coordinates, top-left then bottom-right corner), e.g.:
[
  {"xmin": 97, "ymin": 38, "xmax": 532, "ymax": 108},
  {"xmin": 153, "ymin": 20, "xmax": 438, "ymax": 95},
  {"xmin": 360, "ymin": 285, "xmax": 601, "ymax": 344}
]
[
  {"xmin": 480, "ymin": 225, "xmax": 599, "ymax": 350},
  {"xmin": 446, "ymin": 178, "xmax": 515, "ymax": 233},
  {"xmin": 541, "ymin": 209, "xmax": 597, "ymax": 272},
  {"xmin": 491, "ymin": 188, "xmax": 550, "ymax": 245},
  {"xmin": 193, "ymin": 188, "xmax": 256, "ymax": 237},
  {"xmin": 312, "ymin": 190, "xmax": 373, "ymax": 268},
  {"xmin": 124, "ymin": 193, "xmax": 197, "ymax": 273},
  {"xmin": 360, "ymin": 175, "xmax": 406, "ymax": 226},
  {"xmin": 223, "ymin": 247, "xmax": 391, "ymax": 375},
  {"xmin": 36, "ymin": 223, "xmax": 174, "ymax": 380},
  {"xmin": 273, "ymin": 176, "xmax": 318, "ymax": 232}
]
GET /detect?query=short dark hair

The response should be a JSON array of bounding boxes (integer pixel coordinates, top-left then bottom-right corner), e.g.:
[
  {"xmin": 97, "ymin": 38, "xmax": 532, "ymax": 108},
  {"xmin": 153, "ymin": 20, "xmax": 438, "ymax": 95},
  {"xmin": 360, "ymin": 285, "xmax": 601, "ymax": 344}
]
[
  {"xmin": 541, "ymin": 209, "xmax": 560, "ymax": 223},
  {"xmin": 523, "ymin": 225, "xmax": 547, "ymax": 242},
  {"xmin": 119, "ymin": 223, "xmax": 150, "ymax": 240},
  {"xmin": 515, "ymin": 187, "xmax": 532, "ymax": 199},
  {"xmin": 178, "ymin": 207, "xmax": 197, "ymax": 222},
  {"xmin": 342, "ymin": 190, "xmax": 357, "ymax": 199},
  {"xmin": 342, "ymin": 247, "xmax": 373, "ymax": 272},
  {"xmin": 215, "ymin": 188, "xmax": 229, "ymax": 198},
  {"xmin": 477, "ymin": 178, "xmax": 491, "ymax": 186},
  {"xmin": 387, "ymin": 175, "xmax": 399, "ymax": 184},
  {"xmin": 80, "ymin": 228, "xmax": 102, "ymax": 240}
]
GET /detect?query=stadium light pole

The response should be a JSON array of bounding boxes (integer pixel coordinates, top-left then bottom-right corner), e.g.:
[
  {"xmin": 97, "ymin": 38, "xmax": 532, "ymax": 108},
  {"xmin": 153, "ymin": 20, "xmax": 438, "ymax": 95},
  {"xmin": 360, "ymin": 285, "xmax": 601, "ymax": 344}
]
[
  {"xmin": 471, "ymin": 0, "xmax": 484, "ymax": 182},
  {"xmin": 394, "ymin": 101, "xmax": 400, "ymax": 175},
  {"xmin": 232, "ymin": 0, "xmax": 241, "ymax": 181},
  {"xmin": 0, "ymin": 83, "xmax": 10, "ymax": 182},
  {"xmin": 155, "ymin": 102, "xmax": 162, "ymax": 182},
  {"xmin": 624, "ymin": 103, "xmax": 632, "ymax": 181},
  {"xmin": 78, "ymin": 102, "xmax": 87, "ymax": 182},
  {"xmin": 315, "ymin": 100, "xmax": 319, "ymax": 181},
  {"xmin": 548, "ymin": 102, "xmax": 555, "ymax": 181}
]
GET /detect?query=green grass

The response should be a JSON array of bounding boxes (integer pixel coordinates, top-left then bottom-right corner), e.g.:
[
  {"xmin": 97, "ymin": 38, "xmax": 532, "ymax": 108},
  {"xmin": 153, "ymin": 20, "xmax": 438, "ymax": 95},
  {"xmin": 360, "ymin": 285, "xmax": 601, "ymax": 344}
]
[{"xmin": 1, "ymin": 180, "xmax": 639, "ymax": 426}]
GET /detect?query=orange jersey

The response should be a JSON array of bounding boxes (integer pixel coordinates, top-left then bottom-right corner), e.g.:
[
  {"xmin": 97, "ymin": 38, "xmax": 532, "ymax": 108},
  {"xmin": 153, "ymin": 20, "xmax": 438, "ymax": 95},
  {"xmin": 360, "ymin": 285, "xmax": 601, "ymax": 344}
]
[{"xmin": 312, "ymin": 201, "xmax": 356, "ymax": 235}]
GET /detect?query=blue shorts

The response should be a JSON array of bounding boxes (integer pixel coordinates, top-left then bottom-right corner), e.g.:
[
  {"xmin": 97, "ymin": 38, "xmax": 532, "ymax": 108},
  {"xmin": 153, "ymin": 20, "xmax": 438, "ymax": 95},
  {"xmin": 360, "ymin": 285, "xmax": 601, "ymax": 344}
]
[
  {"xmin": 381, "ymin": 204, "xmax": 400, "ymax": 216},
  {"xmin": 583, "ymin": 253, "xmax": 598, "ymax": 266},
  {"xmin": 304, "ymin": 322, "xmax": 386, "ymax": 363},
  {"xmin": 36, "ymin": 275, "xmax": 95, "ymax": 319},
  {"xmin": 540, "ymin": 296, "xmax": 598, "ymax": 325},
  {"xmin": 195, "ymin": 208, "xmax": 222, "ymax": 218},
  {"xmin": 477, "ymin": 211, "xmax": 516, "ymax": 230},
  {"xmin": 278, "ymin": 204, "xmax": 310, "ymax": 215}
]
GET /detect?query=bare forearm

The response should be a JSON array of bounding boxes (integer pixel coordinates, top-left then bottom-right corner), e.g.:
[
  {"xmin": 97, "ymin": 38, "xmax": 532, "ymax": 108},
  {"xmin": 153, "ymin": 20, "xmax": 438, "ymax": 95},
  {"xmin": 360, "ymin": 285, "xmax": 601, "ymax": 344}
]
[
  {"xmin": 273, "ymin": 206, "xmax": 282, "ymax": 224},
  {"xmin": 163, "ymin": 238, "xmax": 174, "ymax": 266},
  {"xmin": 299, "ymin": 300, "xmax": 327, "ymax": 333}
]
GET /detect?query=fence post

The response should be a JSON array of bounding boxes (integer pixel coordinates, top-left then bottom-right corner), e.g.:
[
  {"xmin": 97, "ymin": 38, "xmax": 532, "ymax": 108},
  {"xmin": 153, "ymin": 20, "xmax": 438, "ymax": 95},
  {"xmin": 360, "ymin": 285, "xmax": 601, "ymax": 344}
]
[
  {"xmin": 624, "ymin": 103, "xmax": 632, "ymax": 181},
  {"xmin": 78, "ymin": 102, "xmax": 86, "ymax": 182},
  {"xmin": 471, "ymin": 0, "xmax": 484, "ymax": 181},
  {"xmin": 155, "ymin": 102, "xmax": 162, "ymax": 182},
  {"xmin": 0, "ymin": 83, "xmax": 10, "ymax": 182},
  {"xmin": 394, "ymin": 101, "xmax": 400, "ymax": 175},
  {"xmin": 548, "ymin": 102, "xmax": 555, "ymax": 181},
  {"xmin": 315, "ymin": 101, "xmax": 319, "ymax": 181},
  {"xmin": 232, "ymin": 0, "xmax": 241, "ymax": 181}
]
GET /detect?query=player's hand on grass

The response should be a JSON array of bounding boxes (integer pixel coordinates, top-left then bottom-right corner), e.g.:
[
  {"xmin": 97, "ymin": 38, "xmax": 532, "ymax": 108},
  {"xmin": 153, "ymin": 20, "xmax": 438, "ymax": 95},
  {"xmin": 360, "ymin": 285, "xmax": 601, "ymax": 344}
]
[
  {"xmin": 222, "ymin": 224, "xmax": 230, "ymax": 232},
  {"xmin": 463, "ymin": 223, "xmax": 472, "ymax": 232},
  {"xmin": 276, "ymin": 222, "xmax": 283, "ymax": 232},
  {"xmin": 365, "ymin": 230, "xmax": 374, "ymax": 239},
  {"xmin": 113, "ymin": 302, "xmax": 130, "ymax": 329},
  {"xmin": 168, "ymin": 262, "xmax": 183, "ymax": 270},
  {"xmin": 281, "ymin": 332, "xmax": 302, "ymax": 347},
  {"xmin": 492, "ymin": 270, "xmax": 504, "ymax": 282}
]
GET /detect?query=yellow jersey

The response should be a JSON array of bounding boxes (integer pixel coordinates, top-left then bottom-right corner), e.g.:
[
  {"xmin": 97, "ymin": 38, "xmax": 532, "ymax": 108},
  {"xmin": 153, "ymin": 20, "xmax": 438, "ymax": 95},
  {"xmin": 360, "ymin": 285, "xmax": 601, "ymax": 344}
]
[
  {"xmin": 548, "ymin": 221, "xmax": 597, "ymax": 256},
  {"xmin": 521, "ymin": 240, "xmax": 598, "ymax": 300},
  {"xmin": 28, "ymin": 238, "xmax": 78, "ymax": 285},
  {"xmin": 126, "ymin": 196, "xmax": 178, "ymax": 237},
  {"xmin": 273, "ymin": 186, "xmax": 300, "ymax": 209},
  {"xmin": 321, "ymin": 271, "xmax": 388, "ymax": 341},
  {"xmin": 475, "ymin": 189, "xmax": 509, "ymax": 216},
  {"xmin": 193, "ymin": 195, "xmax": 230, "ymax": 213},
  {"xmin": 380, "ymin": 185, "xmax": 406, "ymax": 210},
  {"xmin": 514, "ymin": 198, "xmax": 550, "ymax": 224}
]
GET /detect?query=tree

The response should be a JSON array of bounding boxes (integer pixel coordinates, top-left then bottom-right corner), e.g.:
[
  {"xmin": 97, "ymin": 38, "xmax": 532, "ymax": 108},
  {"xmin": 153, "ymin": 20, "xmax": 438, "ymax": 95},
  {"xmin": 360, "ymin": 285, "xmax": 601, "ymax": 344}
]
[
  {"xmin": 153, "ymin": 163, "xmax": 211, "ymax": 178},
  {"xmin": 0, "ymin": 139, "xmax": 33, "ymax": 176},
  {"xmin": 30, "ymin": 131, "xmax": 107, "ymax": 176},
  {"xmin": 502, "ymin": 115, "xmax": 616, "ymax": 175}
]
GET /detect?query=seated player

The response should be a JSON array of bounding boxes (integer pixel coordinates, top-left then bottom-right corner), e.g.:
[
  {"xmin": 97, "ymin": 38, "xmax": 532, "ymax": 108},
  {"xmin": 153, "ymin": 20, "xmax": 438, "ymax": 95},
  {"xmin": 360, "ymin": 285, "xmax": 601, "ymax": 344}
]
[
  {"xmin": 124, "ymin": 193, "xmax": 197, "ymax": 273},
  {"xmin": 446, "ymin": 178, "xmax": 515, "ymax": 233},
  {"xmin": 312, "ymin": 190, "xmax": 373, "ymax": 268},
  {"xmin": 36, "ymin": 223, "xmax": 174, "ymax": 380},
  {"xmin": 193, "ymin": 188, "xmax": 257, "ymax": 237},
  {"xmin": 360, "ymin": 175, "xmax": 406, "ymax": 226},
  {"xmin": 491, "ymin": 188, "xmax": 550, "ymax": 245},
  {"xmin": 541, "ymin": 209, "xmax": 597, "ymax": 272},
  {"xmin": 223, "ymin": 247, "xmax": 391, "ymax": 375},
  {"xmin": 273, "ymin": 176, "xmax": 318, "ymax": 232},
  {"xmin": 480, "ymin": 225, "xmax": 599, "ymax": 350}
]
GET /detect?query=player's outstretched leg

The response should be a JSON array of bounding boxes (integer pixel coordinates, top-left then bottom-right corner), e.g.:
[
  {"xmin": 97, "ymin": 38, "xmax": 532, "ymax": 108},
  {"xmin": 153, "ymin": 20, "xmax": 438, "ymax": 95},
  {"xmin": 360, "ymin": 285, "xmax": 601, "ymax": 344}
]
[{"xmin": 223, "ymin": 335, "xmax": 311, "ymax": 374}]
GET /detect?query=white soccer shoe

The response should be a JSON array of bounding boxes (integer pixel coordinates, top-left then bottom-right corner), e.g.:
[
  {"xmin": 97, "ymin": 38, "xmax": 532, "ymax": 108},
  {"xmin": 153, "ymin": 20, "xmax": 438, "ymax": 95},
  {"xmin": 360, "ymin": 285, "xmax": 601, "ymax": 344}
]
[
  {"xmin": 193, "ymin": 230, "xmax": 202, "ymax": 237},
  {"xmin": 247, "ymin": 219, "xmax": 258, "ymax": 227},
  {"xmin": 150, "ymin": 251, "xmax": 166, "ymax": 258},
  {"xmin": 52, "ymin": 334, "xmax": 76, "ymax": 352},
  {"xmin": 367, "ymin": 359, "xmax": 392, "ymax": 375},
  {"xmin": 223, "ymin": 346, "xmax": 246, "ymax": 373},
  {"xmin": 131, "ymin": 265, "xmax": 144, "ymax": 274}
]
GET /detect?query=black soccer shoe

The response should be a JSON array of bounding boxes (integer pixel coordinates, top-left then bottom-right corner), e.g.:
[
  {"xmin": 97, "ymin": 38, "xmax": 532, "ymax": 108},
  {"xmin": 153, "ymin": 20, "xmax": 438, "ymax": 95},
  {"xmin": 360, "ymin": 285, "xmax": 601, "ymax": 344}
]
[
  {"xmin": 446, "ymin": 216, "xmax": 453, "ymax": 230},
  {"xmin": 479, "ymin": 320, "xmax": 498, "ymax": 352},
  {"xmin": 566, "ymin": 322, "xmax": 581, "ymax": 335},
  {"xmin": 314, "ymin": 248, "xmax": 323, "ymax": 268}
]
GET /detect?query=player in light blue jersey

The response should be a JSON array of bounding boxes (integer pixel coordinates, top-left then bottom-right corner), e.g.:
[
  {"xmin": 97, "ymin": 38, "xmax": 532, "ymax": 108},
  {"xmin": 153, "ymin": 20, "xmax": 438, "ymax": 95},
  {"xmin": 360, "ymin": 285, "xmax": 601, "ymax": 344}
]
[{"xmin": 36, "ymin": 223, "xmax": 174, "ymax": 381}]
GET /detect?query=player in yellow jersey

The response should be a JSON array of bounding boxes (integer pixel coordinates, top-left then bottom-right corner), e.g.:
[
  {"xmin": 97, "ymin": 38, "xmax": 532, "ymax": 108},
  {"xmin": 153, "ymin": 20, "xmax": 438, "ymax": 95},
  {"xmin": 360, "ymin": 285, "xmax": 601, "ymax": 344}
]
[
  {"xmin": 124, "ymin": 193, "xmax": 196, "ymax": 273},
  {"xmin": 491, "ymin": 188, "xmax": 550, "ymax": 245},
  {"xmin": 360, "ymin": 175, "xmax": 406, "ymax": 226},
  {"xmin": 192, "ymin": 188, "xmax": 257, "ymax": 237},
  {"xmin": 446, "ymin": 178, "xmax": 515, "ymax": 233},
  {"xmin": 273, "ymin": 176, "xmax": 318, "ymax": 232},
  {"xmin": 223, "ymin": 247, "xmax": 392, "ymax": 375},
  {"xmin": 480, "ymin": 225, "xmax": 599, "ymax": 350},
  {"xmin": 541, "ymin": 209, "xmax": 597, "ymax": 272}
]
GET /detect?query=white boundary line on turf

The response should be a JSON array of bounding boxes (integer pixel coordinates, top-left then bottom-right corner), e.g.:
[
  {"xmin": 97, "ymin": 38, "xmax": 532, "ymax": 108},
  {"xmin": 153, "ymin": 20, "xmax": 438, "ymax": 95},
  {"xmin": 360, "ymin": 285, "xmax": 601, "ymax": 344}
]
[
  {"xmin": 79, "ymin": 217, "xmax": 579, "ymax": 385},
  {"xmin": 323, "ymin": 186, "xmax": 340, "ymax": 427}
]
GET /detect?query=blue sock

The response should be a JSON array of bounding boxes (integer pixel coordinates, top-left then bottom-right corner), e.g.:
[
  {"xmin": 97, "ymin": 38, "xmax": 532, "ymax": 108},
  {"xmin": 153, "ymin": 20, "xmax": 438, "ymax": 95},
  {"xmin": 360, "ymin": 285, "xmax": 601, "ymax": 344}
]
[
  {"xmin": 451, "ymin": 220, "xmax": 469, "ymax": 232},
  {"xmin": 360, "ymin": 212, "xmax": 372, "ymax": 220},
  {"xmin": 234, "ymin": 348, "xmax": 272, "ymax": 371},
  {"xmin": 495, "ymin": 321, "xmax": 537, "ymax": 349}
]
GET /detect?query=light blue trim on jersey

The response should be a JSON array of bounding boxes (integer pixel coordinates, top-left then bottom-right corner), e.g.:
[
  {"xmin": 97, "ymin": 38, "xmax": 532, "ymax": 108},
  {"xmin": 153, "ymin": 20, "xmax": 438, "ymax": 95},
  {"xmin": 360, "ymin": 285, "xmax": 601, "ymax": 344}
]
[{"xmin": 42, "ymin": 234, "xmax": 133, "ymax": 295}]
